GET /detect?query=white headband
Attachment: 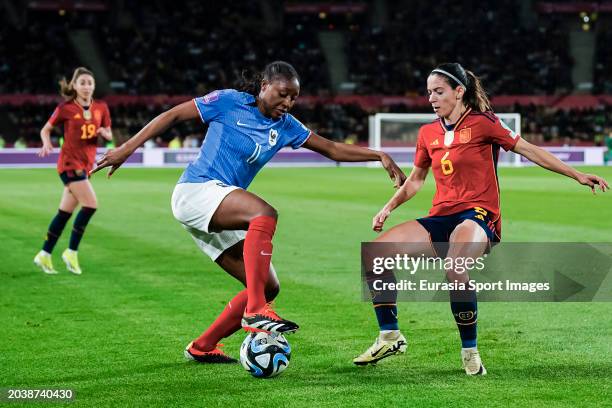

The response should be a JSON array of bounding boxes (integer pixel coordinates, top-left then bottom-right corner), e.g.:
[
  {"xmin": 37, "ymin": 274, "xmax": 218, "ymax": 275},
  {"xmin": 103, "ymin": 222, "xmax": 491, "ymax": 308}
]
[{"xmin": 431, "ymin": 69, "xmax": 467, "ymax": 91}]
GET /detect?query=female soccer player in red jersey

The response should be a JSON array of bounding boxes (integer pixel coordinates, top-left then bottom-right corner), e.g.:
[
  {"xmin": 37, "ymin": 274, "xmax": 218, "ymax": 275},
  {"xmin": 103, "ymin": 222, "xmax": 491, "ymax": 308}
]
[
  {"xmin": 353, "ymin": 63, "xmax": 609, "ymax": 375},
  {"xmin": 34, "ymin": 67, "xmax": 113, "ymax": 275},
  {"xmin": 92, "ymin": 61, "xmax": 406, "ymax": 363}
]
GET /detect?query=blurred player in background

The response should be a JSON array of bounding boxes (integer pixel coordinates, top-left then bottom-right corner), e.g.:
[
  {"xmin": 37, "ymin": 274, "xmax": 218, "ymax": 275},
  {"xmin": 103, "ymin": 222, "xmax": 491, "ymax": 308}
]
[
  {"xmin": 354, "ymin": 62, "xmax": 609, "ymax": 375},
  {"xmin": 92, "ymin": 61, "xmax": 406, "ymax": 363},
  {"xmin": 34, "ymin": 67, "xmax": 113, "ymax": 275}
]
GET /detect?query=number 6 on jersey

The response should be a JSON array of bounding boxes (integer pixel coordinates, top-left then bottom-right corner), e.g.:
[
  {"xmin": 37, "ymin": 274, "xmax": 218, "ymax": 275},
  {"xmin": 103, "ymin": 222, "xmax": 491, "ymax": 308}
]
[{"xmin": 441, "ymin": 151, "xmax": 454, "ymax": 175}]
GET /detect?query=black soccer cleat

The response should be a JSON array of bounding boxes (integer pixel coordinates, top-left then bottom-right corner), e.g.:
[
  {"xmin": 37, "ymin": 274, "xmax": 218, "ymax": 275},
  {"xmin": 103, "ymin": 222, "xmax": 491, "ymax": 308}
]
[{"xmin": 241, "ymin": 303, "xmax": 299, "ymax": 334}]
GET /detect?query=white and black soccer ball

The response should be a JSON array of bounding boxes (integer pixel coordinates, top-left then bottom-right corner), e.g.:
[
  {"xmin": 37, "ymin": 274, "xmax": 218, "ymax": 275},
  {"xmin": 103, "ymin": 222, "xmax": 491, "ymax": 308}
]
[{"xmin": 240, "ymin": 332, "xmax": 291, "ymax": 378}]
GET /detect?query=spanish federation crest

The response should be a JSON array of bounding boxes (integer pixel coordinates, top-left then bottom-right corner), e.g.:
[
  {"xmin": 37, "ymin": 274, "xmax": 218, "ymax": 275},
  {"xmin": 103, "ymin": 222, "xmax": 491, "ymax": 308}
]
[
  {"xmin": 459, "ymin": 128, "xmax": 472, "ymax": 143},
  {"xmin": 269, "ymin": 129, "xmax": 278, "ymax": 146}
]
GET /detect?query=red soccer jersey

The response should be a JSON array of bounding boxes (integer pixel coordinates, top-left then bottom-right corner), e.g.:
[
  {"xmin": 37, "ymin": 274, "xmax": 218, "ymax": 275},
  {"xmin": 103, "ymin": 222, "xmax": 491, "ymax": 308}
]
[
  {"xmin": 48, "ymin": 100, "xmax": 111, "ymax": 173},
  {"xmin": 414, "ymin": 108, "xmax": 521, "ymax": 239}
]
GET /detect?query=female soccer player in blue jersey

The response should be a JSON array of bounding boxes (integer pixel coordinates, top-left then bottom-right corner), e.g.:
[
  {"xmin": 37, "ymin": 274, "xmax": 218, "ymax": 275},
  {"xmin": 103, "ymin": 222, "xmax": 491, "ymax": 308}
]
[
  {"xmin": 353, "ymin": 63, "xmax": 608, "ymax": 375},
  {"xmin": 92, "ymin": 61, "xmax": 406, "ymax": 363}
]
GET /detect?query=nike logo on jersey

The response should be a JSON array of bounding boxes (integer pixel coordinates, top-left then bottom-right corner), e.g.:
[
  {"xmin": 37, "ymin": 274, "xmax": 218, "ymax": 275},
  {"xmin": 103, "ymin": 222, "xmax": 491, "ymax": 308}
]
[
  {"xmin": 260, "ymin": 251, "xmax": 273, "ymax": 256},
  {"xmin": 237, "ymin": 120, "xmax": 248, "ymax": 126}
]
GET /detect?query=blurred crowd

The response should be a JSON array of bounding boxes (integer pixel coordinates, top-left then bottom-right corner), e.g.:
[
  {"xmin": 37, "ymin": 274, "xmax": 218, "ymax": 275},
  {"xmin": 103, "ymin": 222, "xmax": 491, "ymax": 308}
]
[
  {"xmin": 2, "ymin": 101, "xmax": 611, "ymax": 149},
  {"xmin": 594, "ymin": 29, "xmax": 612, "ymax": 93},
  {"xmin": 0, "ymin": 1, "xmax": 330, "ymax": 96},
  {"xmin": 516, "ymin": 104, "xmax": 612, "ymax": 146},
  {"xmin": 347, "ymin": 0, "xmax": 573, "ymax": 95},
  {"xmin": 0, "ymin": 1, "xmax": 610, "ymax": 147},
  {"xmin": 0, "ymin": 20, "xmax": 77, "ymax": 94},
  {"xmin": 96, "ymin": 1, "xmax": 330, "ymax": 96},
  {"xmin": 0, "ymin": 1, "xmax": 586, "ymax": 96},
  {"xmin": 0, "ymin": 101, "xmax": 368, "ymax": 148}
]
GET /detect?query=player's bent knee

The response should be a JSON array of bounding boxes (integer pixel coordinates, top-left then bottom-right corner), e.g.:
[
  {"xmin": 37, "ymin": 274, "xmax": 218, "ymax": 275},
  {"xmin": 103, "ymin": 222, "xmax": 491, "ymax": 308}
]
[
  {"xmin": 265, "ymin": 206, "xmax": 278, "ymax": 220},
  {"xmin": 252, "ymin": 205, "xmax": 278, "ymax": 221}
]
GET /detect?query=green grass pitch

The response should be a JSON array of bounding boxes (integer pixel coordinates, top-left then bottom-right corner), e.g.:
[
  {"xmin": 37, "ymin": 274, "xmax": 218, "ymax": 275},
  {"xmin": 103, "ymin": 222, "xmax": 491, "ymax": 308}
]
[{"xmin": 1, "ymin": 166, "xmax": 611, "ymax": 407}]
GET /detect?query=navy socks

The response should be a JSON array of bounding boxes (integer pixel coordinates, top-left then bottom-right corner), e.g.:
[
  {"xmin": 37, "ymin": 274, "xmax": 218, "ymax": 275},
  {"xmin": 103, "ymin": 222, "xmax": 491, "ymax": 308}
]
[
  {"xmin": 42, "ymin": 210, "xmax": 73, "ymax": 253},
  {"xmin": 450, "ymin": 289, "xmax": 478, "ymax": 348},
  {"xmin": 69, "ymin": 207, "xmax": 97, "ymax": 251}
]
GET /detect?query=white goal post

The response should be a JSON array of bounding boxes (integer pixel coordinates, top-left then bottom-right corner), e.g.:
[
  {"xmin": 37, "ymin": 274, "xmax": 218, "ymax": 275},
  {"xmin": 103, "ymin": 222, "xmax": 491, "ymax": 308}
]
[{"xmin": 368, "ymin": 113, "xmax": 522, "ymax": 167}]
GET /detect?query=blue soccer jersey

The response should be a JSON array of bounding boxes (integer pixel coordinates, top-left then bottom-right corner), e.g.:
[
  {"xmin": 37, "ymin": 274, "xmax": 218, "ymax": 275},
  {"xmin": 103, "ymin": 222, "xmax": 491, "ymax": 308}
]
[{"xmin": 178, "ymin": 89, "xmax": 311, "ymax": 189}]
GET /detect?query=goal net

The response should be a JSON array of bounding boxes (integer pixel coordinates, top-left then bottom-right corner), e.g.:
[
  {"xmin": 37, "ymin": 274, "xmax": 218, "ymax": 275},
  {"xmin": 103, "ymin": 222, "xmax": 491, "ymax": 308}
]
[{"xmin": 368, "ymin": 113, "xmax": 521, "ymax": 166}]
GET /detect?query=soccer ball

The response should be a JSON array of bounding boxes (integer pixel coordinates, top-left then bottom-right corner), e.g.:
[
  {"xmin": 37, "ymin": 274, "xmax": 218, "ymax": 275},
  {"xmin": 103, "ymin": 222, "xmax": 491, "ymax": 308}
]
[{"xmin": 240, "ymin": 332, "xmax": 291, "ymax": 378}]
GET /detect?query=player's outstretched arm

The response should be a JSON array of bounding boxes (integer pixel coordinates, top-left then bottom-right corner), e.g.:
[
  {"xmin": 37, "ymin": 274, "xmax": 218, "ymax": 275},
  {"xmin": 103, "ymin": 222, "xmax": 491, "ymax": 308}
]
[
  {"xmin": 303, "ymin": 133, "xmax": 407, "ymax": 188},
  {"xmin": 512, "ymin": 138, "xmax": 609, "ymax": 194},
  {"xmin": 372, "ymin": 166, "xmax": 428, "ymax": 232},
  {"xmin": 91, "ymin": 101, "xmax": 199, "ymax": 177}
]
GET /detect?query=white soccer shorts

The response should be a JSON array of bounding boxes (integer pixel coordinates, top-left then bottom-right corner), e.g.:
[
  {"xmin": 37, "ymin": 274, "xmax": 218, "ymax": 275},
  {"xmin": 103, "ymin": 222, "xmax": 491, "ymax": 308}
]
[{"xmin": 171, "ymin": 181, "xmax": 246, "ymax": 261}]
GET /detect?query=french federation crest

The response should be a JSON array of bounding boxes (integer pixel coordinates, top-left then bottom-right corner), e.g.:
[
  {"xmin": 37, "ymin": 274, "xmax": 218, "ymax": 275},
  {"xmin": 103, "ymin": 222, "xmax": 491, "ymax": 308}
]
[{"xmin": 269, "ymin": 129, "xmax": 278, "ymax": 146}]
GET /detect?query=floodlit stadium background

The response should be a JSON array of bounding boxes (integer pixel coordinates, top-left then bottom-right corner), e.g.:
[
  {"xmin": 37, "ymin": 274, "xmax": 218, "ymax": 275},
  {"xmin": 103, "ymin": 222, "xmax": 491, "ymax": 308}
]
[{"xmin": 1, "ymin": 1, "xmax": 611, "ymax": 407}]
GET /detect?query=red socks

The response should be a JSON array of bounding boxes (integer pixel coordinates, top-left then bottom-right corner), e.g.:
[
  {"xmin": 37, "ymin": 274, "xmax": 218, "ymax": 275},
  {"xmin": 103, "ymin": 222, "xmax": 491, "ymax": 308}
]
[
  {"xmin": 193, "ymin": 290, "xmax": 248, "ymax": 351},
  {"xmin": 192, "ymin": 215, "xmax": 277, "ymax": 352},
  {"xmin": 243, "ymin": 215, "xmax": 276, "ymax": 313}
]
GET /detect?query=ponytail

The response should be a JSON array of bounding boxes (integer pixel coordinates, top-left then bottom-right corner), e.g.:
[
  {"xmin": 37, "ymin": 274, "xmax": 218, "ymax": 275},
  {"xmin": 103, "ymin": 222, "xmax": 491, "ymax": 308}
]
[{"xmin": 464, "ymin": 70, "xmax": 492, "ymax": 112}]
